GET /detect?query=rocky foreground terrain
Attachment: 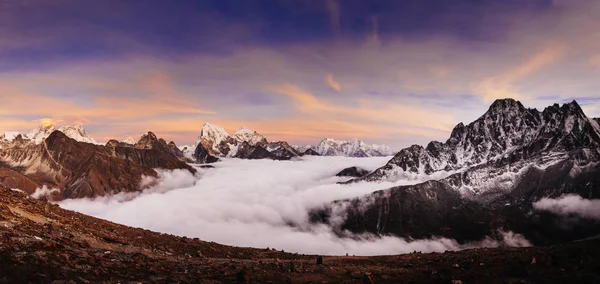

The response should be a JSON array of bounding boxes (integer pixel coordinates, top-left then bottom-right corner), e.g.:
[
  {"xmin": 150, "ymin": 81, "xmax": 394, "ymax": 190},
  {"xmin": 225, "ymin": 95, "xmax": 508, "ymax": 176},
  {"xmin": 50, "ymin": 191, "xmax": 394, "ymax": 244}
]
[{"xmin": 1, "ymin": 186, "xmax": 599, "ymax": 283}]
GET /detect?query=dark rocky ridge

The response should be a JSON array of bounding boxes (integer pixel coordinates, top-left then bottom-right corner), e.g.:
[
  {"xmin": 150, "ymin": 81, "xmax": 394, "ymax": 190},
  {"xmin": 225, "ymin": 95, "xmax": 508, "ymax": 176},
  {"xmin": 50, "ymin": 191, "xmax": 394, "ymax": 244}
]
[
  {"xmin": 302, "ymin": 148, "xmax": 320, "ymax": 156},
  {"xmin": 336, "ymin": 166, "xmax": 369, "ymax": 177},
  {"xmin": 193, "ymin": 142, "xmax": 220, "ymax": 164},
  {"xmin": 134, "ymin": 131, "xmax": 189, "ymax": 162},
  {"xmin": 352, "ymin": 99, "xmax": 600, "ymax": 183},
  {"xmin": 0, "ymin": 131, "xmax": 195, "ymax": 200},
  {"xmin": 317, "ymin": 99, "xmax": 600, "ymax": 244},
  {"xmin": 266, "ymin": 141, "xmax": 302, "ymax": 159}
]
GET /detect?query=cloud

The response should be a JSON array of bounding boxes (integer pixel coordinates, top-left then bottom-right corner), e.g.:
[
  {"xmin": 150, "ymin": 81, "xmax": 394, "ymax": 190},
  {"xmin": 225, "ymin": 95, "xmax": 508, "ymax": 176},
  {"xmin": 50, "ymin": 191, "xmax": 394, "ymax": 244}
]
[
  {"xmin": 533, "ymin": 194, "xmax": 600, "ymax": 220},
  {"xmin": 326, "ymin": 74, "xmax": 341, "ymax": 91},
  {"xmin": 269, "ymin": 83, "xmax": 455, "ymax": 134},
  {"xmin": 473, "ymin": 46, "xmax": 564, "ymax": 102},
  {"xmin": 32, "ymin": 186, "xmax": 60, "ymax": 199},
  {"xmin": 58, "ymin": 157, "xmax": 530, "ymax": 256},
  {"xmin": 3, "ymin": 1, "xmax": 600, "ymax": 148}
]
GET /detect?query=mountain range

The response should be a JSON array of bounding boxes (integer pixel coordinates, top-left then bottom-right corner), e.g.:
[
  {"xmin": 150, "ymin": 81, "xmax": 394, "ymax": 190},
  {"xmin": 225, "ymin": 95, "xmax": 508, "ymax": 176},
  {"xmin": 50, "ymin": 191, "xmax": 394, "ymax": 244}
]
[
  {"xmin": 180, "ymin": 122, "xmax": 394, "ymax": 162},
  {"xmin": 1, "ymin": 123, "xmax": 98, "ymax": 145},
  {"xmin": 0, "ymin": 121, "xmax": 392, "ymax": 199},
  {"xmin": 1, "ymin": 98, "xmax": 599, "ymax": 245},
  {"xmin": 293, "ymin": 138, "xmax": 395, "ymax": 157},
  {"xmin": 313, "ymin": 99, "xmax": 600, "ymax": 244}
]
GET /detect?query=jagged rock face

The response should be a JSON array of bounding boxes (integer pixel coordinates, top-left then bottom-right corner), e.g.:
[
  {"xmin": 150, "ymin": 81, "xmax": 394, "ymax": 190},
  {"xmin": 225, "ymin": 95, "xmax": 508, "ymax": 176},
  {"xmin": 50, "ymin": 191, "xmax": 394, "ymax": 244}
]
[
  {"xmin": 197, "ymin": 123, "xmax": 231, "ymax": 156},
  {"xmin": 335, "ymin": 166, "xmax": 369, "ymax": 177},
  {"xmin": 57, "ymin": 125, "xmax": 98, "ymax": 144},
  {"xmin": 302, "ymin": 148, "xmax": 320, "ymax": 156},
  {"xmin": 321, "ymin": 99, "xmax": 600, "ymax": 244},
  {"xmin": 319, "ymin": 156, "xmax": 600, "ymax": 244},
  {"xmin": 233, "ymin": 142, "xmax": 277, "ymax": 160},
  {"xmin": 0, "ymin": 131, "xmax": 195, "ymax": 200},
  {"xmin": 313, "ymin": 181, "xmax": 496, "ymax": 243},
  {"xmin": 106, "ymin": 139, "xmax": 132, "ymax": 148},
  {"xmin": 190, "ymin": 122, "xmax": 304, "ymax": 161},
  {"xmin": 133, "ymin": 132, "xmax": 188, "ymax": 161},
  {"xmin": 232, "ymin": 141, "xmax": 297, "ymax": 160},
  {"xmin": 193, "ymin": 143, "xmax": 219, "ymax": 164},
  {"xmin": 307, "ymin": 138, "xmax": 393, "ymax": 157},
  {"xmin": 233, "ymin": 127, "xmax": 267, "ymax": 147},
  {"xmin": 266, "ymin": 141, "xmax": 301, "ymax": 159},
  {"xmin": 357, "ymin": 99, "xmax": 600, "ymax": 182}
]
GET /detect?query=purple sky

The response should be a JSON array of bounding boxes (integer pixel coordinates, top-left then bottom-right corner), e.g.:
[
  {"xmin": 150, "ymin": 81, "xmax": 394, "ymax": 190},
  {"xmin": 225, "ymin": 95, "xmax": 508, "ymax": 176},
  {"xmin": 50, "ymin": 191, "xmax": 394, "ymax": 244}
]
[{"xmin": 1, "ymin": 0, "xmax": 599, "ymax": 149}]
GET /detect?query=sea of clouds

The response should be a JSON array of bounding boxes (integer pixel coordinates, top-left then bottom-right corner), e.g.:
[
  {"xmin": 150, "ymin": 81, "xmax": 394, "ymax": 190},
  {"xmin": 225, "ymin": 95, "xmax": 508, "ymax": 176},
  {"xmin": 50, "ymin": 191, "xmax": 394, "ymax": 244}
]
[{"xmin": 58, "ymin": 156, "xmax": 529, "ymax": 255}]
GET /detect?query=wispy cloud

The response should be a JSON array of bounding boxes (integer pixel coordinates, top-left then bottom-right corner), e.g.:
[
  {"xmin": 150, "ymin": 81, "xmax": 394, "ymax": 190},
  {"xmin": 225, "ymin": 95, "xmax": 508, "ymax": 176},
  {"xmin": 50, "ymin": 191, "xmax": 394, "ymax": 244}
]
[
  {"xmin": 472, "ymin": 46, "xmax": 564, "ymax": 103},
  {"xmin": 326, "ymin": 74, "xmax": 341, "ymax": 91},
  {"xmin": 533, "ymin": 195, "xmax": 600, "ymax": 220}
]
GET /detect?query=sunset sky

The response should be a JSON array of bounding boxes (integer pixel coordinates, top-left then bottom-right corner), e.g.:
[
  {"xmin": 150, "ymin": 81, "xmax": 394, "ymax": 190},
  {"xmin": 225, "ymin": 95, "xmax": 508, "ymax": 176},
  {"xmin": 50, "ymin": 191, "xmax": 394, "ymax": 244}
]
[{"xmin": 1, "ymin": 0, "xmax": 600, "ymax": 149}]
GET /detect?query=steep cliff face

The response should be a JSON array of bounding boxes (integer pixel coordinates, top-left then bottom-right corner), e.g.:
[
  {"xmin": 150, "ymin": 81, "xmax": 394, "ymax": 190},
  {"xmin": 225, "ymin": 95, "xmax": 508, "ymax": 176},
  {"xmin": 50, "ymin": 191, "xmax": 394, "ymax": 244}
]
[
  {"xmin": 193, "ymin": 142, "xmax": 220, "ymax": 164},
  {"xmin": 354, "ymin": 99, "xmax": 600, "ymax": 186},
  {"xmin": 317, "ymin": 99, "xmax": 600, "ymax": 244},
  {"xmin": 133, "ymin": 132, "xmax": 189, "ymax": 162},
  {"xmin": 0, "ymin": 131, "xmax": 195, "ymax": 200},
  {"xmin": 266, "ymin": 141, "xmax": 301, "ymax": 159},
  {"xmin": 189, "ymin": 123, "xmax": 302, "ymax": 162},
  {"xmin": 314, "ymin": 181, "xmax": 497, "ymax": 243}
]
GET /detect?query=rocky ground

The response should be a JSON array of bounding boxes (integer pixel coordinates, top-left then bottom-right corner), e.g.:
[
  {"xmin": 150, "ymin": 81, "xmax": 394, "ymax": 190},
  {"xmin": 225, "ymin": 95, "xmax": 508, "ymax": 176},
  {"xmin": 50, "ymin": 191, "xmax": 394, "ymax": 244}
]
[{"xmin": 1, "ymin": 186, "xmax": 599, "ymax": 283}]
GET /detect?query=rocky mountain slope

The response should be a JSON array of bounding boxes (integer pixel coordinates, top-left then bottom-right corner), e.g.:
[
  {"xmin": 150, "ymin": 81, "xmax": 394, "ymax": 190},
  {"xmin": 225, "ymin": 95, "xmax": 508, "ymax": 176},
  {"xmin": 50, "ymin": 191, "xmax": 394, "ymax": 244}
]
[
  {"xmin": 295, "ymin": 138, "xmax": 394, "ymax": 157},
  {"xmin": 0, "ymin": 131, "xmax": 194, "ymax": 200},
  {"xmin": 183, "ymin": 122, "xmax": 394, "ymax": 163},
  {"xmin": 315, "ymin": 99, "xmax": 600, "ymax": 244},
  {"xmin": 1, "ymin": 185, "xmax": 599, "ymax": 283},
  {"xmin": 184, "ymin": 123, "xmax": 303, "ymax": 163}
]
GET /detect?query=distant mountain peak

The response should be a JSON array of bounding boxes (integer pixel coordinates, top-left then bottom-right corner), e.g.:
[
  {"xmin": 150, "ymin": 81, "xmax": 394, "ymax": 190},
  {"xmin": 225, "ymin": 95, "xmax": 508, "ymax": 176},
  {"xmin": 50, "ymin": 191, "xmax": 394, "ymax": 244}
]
[
  {"xmin": 58, "ymin": 125, "xmax": 98, "ymax": 144},
  {"xmin": 299, "ymin": 137, "xmax": 394, "ymax": 157},
  {"xmin": 122, "ymin": 137, "xmax": 136, "ymax": 145},
  {"xmin": 233, "ymin": 127, "xmax": 267, "ymax": 147},
  {"xmin": 354, "ymin": 98, "xmax": 600, "ymax": 183}
]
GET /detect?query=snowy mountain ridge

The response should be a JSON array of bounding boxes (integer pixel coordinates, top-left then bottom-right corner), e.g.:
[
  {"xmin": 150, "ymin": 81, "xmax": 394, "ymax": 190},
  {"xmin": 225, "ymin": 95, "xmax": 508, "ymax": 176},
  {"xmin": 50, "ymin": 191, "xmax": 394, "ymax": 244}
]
[
  {"xmin": 296, "ymin": 138, "xmax": 394, "ymax": 157},
  {"xmin": 2, "ymin": 123, "xmax": 99, "ymax": 145},
  {"xmin": 351, "ymin": 99, "xmax": 600, "ymax": 198},
  {"xmin": 184, "ymin": 123, "xmax": 277, "ymax": 160}
]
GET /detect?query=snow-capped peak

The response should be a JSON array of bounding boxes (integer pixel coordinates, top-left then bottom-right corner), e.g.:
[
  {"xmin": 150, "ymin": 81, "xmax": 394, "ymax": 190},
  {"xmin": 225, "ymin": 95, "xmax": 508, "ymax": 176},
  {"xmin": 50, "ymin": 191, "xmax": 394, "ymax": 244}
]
[
  {"xmin": 200, "ymin": 123, "xmax": 230, "ymax": 141},
  {"xmin": 196, "ymin": 122, "xmax": 231, "ymax": 155},
  {"xmin": 0, "ymin": 131, "xmax": 22, "ymax": 142},
  {"xmin": 311, "ymin": 137, "xmax": 394, "ymax": 157},
  {"xmin": 26, "ymin": 123, "xmax": 56, "ymax": 144},
  {"xmin": 233, "ymin": 127, "xmax": 267, "ymax": 146},
  {"xmin": 122, "ymin": 137, "xmax": 136, "ymax": 145},
  {"xmin": 58, "ymin": 125, "xmax": 98, "ymax": 144}
]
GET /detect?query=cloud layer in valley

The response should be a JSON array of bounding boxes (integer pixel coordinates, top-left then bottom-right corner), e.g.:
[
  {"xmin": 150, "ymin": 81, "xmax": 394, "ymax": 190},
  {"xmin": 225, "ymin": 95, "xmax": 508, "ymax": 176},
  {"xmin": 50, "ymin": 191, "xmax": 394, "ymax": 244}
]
[
  {"xmin": 533, "ymin": 194, "xmax": 600, "ymax": 220},
  {"xmin": 58, "ymin": 157, "xmax": 529, "ymax": 255}
]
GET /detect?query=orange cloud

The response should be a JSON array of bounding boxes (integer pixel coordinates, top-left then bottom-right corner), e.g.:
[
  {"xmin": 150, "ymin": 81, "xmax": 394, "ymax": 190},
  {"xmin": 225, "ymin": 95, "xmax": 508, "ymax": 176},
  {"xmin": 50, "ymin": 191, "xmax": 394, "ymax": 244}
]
[
  {"xmin": 473, "ymin": 46, "xmax": 564, "ymax": 102},
  {"xmin": 326, "ymin": 74, "xmax": 341, "ymax": 91},
  {"xmin": 0, "ymin": 71, "xmax": 214, "ymax": 122},
  {"xmin": 269, "ymin": 83, "xmax": 455, "ymax": 134}
]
